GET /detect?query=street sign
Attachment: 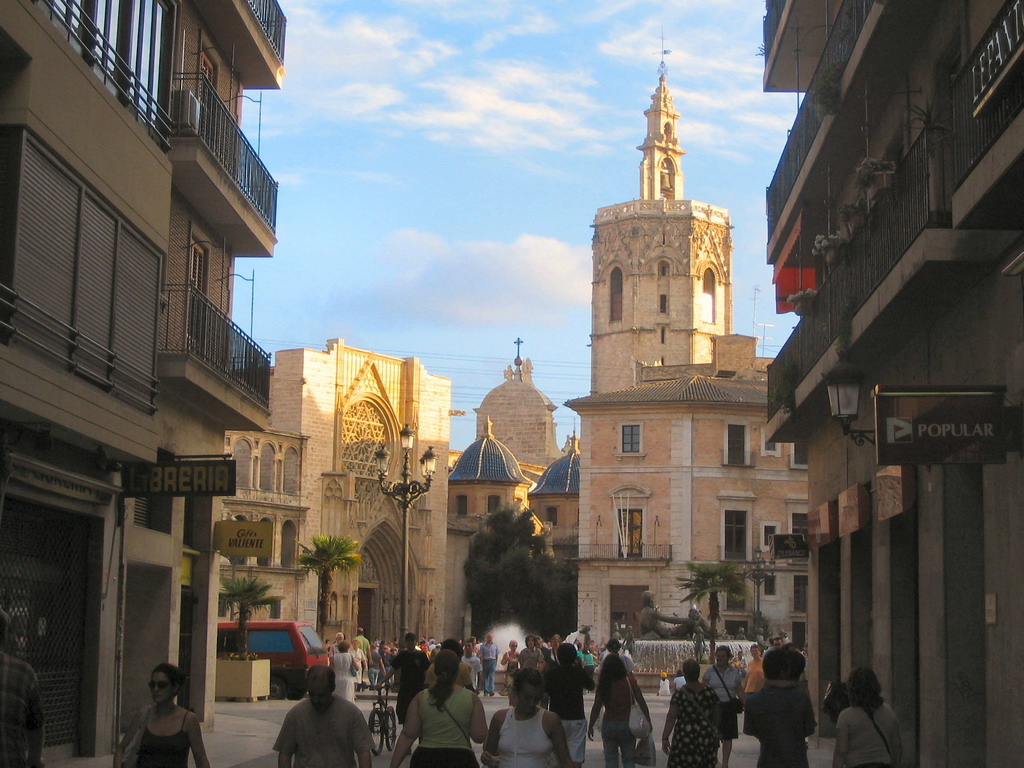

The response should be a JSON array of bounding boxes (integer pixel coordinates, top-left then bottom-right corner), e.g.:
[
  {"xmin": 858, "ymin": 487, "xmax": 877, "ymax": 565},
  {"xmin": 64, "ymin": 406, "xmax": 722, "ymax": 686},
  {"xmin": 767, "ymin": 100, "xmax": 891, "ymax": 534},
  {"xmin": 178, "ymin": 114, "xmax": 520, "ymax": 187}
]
[
  {"xmin": 123, "ymin": 459, "xmax": 236, "ymax": 496},
  {"xmin": 875, "ymin": 387, "xmax": 1007, "ymax": 464},
  {"xmin": 770, "ymin": 533, "xmax": 808, "ymax": 559}
]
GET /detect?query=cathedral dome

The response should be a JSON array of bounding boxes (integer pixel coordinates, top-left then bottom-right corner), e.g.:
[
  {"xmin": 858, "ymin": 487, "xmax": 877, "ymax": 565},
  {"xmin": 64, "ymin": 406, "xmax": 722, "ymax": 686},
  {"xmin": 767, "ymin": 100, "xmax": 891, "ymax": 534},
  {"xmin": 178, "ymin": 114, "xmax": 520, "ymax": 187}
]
[
  {"xmin": 532, "ymin": 436, "xmax": 580, "ymax": 496},
  {"xmin": 449, "ymin": 427, "xmax": 528, "ymax": 484}
]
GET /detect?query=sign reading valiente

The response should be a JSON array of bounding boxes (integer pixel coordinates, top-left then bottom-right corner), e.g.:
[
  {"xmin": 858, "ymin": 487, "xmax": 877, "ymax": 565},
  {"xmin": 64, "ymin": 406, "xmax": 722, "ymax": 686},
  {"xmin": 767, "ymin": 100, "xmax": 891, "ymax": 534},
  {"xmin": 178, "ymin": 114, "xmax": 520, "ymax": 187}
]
[
  {"xmin": 874, "ymin": 387, "xmax": 1007, "ymax": 464},
  {"xmin": 123, "ymin": 459, "xmax": 236, "ymax": 497},
  {"xmin": 214, "ymin": 520, "xmax": 273, "ymax": 559}
]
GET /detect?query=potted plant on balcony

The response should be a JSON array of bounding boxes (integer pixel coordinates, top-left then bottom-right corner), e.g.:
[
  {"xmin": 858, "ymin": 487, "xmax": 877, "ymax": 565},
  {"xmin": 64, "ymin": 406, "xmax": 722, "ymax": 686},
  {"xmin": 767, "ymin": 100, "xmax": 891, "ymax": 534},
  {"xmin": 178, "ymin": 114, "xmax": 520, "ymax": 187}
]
[
  {"xmin": 855, "ymin": 157, "xmax": 897, "ymax": 195},
  {"xmin": 812, "ymin": 61, "xmax": 845, "ymax": 117},
  {"xmin": 217, "ymin": 576, "xmax": 279, "ymax": 700},
  {"xmin": 786, "ymin": 288, "xmax": 818, "ymax": 317},
  {"xmin": 839, "ymin": 198, "xmax": 868, "ymax": 235},
  {"xmin": 812, "ymin": 233, "xmax": 847, "ymax": 267}
]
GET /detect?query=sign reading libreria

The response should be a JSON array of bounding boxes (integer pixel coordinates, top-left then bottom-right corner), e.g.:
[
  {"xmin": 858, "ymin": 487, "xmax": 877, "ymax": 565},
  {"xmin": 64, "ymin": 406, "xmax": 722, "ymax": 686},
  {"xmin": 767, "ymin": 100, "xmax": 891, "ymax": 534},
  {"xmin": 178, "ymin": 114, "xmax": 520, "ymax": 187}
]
[
  {"xmin": 124, "ymin": 460, "xmax": 236, "ymax": 496},
  {"xmin": 874, "ymin": 388, "xmax": 1007, "ymax": 464},
  {"xmin": 971, "ymin": 0, "xmax": 1024, "ymax": 115},
  {"xmin": 214, "ymin": 520, "xmax": 273, "ymax": 558}
]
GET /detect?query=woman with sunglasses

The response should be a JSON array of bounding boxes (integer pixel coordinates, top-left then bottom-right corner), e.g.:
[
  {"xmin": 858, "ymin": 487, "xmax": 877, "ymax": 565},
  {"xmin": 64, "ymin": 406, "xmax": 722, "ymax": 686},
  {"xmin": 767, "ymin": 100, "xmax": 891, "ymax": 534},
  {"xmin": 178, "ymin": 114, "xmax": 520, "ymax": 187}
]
[{"xmin": 115, "ymin": 663, "xmax": 210, "ymax": 768}]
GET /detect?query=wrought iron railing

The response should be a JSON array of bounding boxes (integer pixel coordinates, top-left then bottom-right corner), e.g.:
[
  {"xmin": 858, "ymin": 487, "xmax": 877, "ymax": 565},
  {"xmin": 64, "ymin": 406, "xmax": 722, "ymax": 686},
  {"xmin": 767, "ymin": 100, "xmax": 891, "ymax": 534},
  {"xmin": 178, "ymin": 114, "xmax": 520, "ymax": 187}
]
[
  {"xmin": 173, "ymin": 75, "xmax": 278, "ymax": 230},
  {"xmin": 574, "ymin": 544, "xmax": 673, "ymax": 560},
  {"xmin": 763, "ymin": 0, "xmax": 784, "ymax": 61},
  {"xmin": 34, "ymin": 0, "xmax": 171, "ymax": 148},
  {"xmin": 160, "ymin": 285, "xmax": 270, "ymax": 407},
  {"xmin": 767, "ymin": 131, "xmax": 945, "ymax": 419},
  {"xmin": 247, "ymin": 0, "xmax": 287, "ymax": 59},
  {"xmin": 951, "ymin": 17, "xmax": 1024, "ymax": 186},
  {"xmin": 766, "ymin": 0, "xmax": 873, "ymax": 239}
]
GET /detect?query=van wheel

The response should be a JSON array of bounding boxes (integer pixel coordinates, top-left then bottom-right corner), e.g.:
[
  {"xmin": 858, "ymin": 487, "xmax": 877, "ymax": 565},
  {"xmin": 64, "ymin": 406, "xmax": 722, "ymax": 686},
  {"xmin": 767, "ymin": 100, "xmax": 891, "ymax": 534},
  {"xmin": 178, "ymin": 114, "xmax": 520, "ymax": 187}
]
[{"xmin": 269, "ymin": 676, "xmax": 288, "ymax": 700}]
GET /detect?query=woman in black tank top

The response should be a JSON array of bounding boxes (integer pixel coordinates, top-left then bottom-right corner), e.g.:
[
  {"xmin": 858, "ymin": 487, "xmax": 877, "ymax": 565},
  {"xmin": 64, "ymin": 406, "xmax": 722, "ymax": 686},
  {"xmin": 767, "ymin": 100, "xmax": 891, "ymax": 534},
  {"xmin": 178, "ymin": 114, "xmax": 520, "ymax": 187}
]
[{"xmin": 115, "ymin": 663, "xmax": 210, "ymax": 768}]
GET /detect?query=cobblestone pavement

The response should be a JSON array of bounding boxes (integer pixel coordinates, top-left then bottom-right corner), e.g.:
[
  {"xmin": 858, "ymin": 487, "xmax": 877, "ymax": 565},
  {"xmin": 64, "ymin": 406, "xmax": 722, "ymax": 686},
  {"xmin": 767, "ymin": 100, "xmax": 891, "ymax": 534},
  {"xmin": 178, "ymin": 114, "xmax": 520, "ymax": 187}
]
[{"xmin": 53, "ymin": 693, "xmax": 836, "ymax": 768}]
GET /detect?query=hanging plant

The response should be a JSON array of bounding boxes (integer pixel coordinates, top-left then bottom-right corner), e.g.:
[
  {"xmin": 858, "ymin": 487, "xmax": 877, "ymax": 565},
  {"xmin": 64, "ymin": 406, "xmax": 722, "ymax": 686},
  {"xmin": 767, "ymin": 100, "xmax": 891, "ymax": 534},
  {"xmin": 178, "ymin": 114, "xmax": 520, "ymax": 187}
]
[
  {"xmin": 839, "ymin": 198, "xmax": 869, "ymax": 234},
  {"xmin": 811, "ymin": 62, "xmax": 845, "ymax": 117},
  {"xmin": 855, "ymin": 157, "xmax": 897, "ymax": 189},
  {"xmin": 786, "ymin": 289, "xmax": 818, "ymax": 317},
  {"xmin": 812, "ymin": 233, "xmax": 847, "ymax": 258}
]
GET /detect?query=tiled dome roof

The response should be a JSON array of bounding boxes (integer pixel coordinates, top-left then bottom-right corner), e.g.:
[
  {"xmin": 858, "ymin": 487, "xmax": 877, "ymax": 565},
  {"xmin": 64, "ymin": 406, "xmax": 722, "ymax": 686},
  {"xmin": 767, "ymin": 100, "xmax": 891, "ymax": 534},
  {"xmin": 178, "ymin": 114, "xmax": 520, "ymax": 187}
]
[
  {"xmin": 532, "ymin": 436, "xmax": 580, "ymax": 496},
  {"xmin": 450, "ymin": 428, "xmax": 528, "ymax": 484}
]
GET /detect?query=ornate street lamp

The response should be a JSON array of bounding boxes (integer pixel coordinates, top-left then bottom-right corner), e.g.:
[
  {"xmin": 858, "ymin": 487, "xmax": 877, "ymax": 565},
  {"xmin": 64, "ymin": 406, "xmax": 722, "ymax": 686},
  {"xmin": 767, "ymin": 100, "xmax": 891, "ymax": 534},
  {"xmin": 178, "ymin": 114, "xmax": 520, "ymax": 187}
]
[
  {"xmin": 826, "ymin": 360, "xmax": 876, "ymax": 445},
  {"xmin": 374, "ymin": 425, "xmax": 436, "ymax": 636},
  {"xmin": 743, "ymin": 548, "xmax": 776, "ymax": 641}
]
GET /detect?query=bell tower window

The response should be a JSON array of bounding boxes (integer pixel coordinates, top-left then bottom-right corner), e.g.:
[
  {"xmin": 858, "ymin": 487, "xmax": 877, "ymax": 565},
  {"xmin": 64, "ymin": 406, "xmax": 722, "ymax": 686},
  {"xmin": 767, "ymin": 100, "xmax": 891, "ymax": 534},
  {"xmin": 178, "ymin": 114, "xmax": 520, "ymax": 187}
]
[
  {"xmin": 701, "ymin": 269, "xmax": 716, "ymax": 323},
  {"xmin": 660, "ymin": 158, "xmax": 675, "ymax": 198},
  {"xmin": 610, "ymin": 267, "xmax": 623, "ymax": 321}
]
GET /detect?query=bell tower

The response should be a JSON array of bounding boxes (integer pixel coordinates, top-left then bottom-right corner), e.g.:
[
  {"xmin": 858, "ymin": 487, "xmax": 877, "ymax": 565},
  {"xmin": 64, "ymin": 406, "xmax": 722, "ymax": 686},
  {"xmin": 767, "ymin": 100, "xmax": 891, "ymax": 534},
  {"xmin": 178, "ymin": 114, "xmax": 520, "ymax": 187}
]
[
  {"xmin": 638, "ymin": 62, "xmax": 685, "ymax": 201},
  {"xmin": 590, "ymin": 67, "xmax": 734, "ymax": 394}
]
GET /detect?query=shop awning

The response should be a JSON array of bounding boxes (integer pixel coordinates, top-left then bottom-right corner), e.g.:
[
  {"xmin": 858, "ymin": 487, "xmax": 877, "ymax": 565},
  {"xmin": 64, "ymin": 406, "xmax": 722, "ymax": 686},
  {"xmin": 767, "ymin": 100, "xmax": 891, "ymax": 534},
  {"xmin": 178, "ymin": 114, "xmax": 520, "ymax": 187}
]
[{"xmin": 772, "ymin": 212, "xmax": 817, "ymax": 313}]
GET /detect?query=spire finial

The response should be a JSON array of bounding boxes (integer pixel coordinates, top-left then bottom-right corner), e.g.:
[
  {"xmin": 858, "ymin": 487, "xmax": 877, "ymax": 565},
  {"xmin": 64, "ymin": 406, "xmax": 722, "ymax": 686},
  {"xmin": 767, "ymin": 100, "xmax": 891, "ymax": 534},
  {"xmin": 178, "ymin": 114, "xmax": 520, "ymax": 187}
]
[
  {"xmin": 658, "ymin": 28, "xmax": 671, "ymax": 79},
  {"xmin": 513, "ymin": 337, "xmax": 524, "ymax": 370}
]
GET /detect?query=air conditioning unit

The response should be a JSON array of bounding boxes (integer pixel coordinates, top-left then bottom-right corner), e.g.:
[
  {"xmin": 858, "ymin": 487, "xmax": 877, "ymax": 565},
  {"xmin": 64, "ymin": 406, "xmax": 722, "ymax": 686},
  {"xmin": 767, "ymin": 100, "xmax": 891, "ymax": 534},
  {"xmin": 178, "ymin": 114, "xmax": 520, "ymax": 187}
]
[{"xmin": 171, "ymin": 91, "xmax": 201, "ymax": 133}]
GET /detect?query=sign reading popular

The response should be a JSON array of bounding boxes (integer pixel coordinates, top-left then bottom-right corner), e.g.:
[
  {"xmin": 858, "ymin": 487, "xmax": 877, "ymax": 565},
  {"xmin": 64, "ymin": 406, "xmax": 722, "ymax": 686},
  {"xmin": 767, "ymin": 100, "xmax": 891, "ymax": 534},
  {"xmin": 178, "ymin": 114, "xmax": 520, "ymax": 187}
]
[
  {"xmin": 875, "ymin": 387, "xmax": 1007, "ymax": 464},
  {"xmin": 124, "ymin": 460, "xmax": 236, "ymax": 497},
  {"xmin": 214, "ymin": 520, "xmax": 273, "ymax": 558}
]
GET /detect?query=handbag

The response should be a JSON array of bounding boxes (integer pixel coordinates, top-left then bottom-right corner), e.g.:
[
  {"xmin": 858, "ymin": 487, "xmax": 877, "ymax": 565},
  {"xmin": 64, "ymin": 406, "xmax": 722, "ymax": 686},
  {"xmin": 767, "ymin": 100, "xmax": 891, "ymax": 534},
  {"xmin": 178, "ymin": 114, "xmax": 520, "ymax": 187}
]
[
  {"xmin": 121, "ymin": 707, "xmax": 151, "ymax": 768},
  {"xmin": 634, "ymin": 735, "xmax": 657, "ymax": 766},
  {"xmin": 627, "ymin": 678, "xmax": 652, "ymax": 738},
  {"xmin": 712, "ymin": 666, "xmax": 743, "ymax": 714}
]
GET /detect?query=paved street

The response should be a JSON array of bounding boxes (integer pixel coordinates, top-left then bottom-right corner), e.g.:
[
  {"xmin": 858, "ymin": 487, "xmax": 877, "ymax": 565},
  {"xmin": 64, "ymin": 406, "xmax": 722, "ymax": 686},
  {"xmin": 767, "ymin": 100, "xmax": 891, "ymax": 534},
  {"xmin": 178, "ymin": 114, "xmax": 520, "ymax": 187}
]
[{"xmin": 54, "ymin": 693, "xmax": 834, "ymax": 768}]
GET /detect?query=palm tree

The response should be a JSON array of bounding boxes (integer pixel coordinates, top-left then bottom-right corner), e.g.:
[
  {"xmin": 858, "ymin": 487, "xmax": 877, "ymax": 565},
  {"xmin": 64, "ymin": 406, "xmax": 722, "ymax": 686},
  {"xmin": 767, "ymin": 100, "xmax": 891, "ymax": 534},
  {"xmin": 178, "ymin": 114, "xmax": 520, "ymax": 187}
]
[
  {"xmin": 220, "ymin": 576, "xmax": 280, "ymax": 655},
  {"xmin": 297, "ymin": 535, "xmax": 362, "ymax": 633},
  {"xmin": 677, "ymin": 561, "xmax": 748, "ymax": 653}
]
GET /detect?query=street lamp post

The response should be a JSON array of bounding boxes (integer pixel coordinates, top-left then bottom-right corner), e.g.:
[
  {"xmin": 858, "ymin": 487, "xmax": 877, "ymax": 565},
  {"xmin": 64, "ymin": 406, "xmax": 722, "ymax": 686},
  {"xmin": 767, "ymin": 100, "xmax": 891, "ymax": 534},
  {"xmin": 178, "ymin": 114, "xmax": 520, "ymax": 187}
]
[
  {"xmin": 374, "ymin": 425, "xmax": 436, "ymax": 637},
  {"xmin": 743, "ymin": 548, "xmax": 776, "ymax": 641}
]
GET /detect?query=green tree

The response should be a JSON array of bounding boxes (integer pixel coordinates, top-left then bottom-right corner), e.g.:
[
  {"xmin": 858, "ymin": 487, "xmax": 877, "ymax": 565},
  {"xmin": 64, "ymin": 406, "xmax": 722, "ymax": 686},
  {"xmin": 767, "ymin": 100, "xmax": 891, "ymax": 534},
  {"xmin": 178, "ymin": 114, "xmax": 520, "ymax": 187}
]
[
  {"xmin": 220, "ymin": 576, "xmax": 281, "ymax": 655},
  {"xmin": 297, "ymin": 535, "xmax": 362, "ymax": 633},
  {"xmin": 464, "ymin": 506, "xmax": 577, "ymax": 637},
  {"xmin": 677, "ymin": 561, "xmax": 748, "ymax": 652}
]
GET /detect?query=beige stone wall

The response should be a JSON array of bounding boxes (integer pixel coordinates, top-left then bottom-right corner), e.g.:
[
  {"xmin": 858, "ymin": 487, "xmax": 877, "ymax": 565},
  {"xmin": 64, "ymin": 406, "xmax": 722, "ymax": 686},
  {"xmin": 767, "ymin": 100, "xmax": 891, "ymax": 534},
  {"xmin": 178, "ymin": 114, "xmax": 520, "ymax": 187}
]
[
  {"xmin": 574, "ymin": 398, "xmax": 807, "ymax": 641},
  {"xmin": 475, "ymin": 362, "xmax": 562, "ymax": 466},
  {"xmin": 591, "ymin": 200, "xmax": 733, "ymax": 393}
]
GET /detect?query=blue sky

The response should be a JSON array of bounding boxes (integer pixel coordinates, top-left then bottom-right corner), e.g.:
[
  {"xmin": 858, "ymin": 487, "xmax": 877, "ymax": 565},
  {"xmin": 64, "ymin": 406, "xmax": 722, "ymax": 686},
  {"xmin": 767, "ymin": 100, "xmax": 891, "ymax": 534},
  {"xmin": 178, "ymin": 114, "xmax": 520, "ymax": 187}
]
[{"xmin": 238, "ymin": 0, "xmax": 798, "ymax": 452}]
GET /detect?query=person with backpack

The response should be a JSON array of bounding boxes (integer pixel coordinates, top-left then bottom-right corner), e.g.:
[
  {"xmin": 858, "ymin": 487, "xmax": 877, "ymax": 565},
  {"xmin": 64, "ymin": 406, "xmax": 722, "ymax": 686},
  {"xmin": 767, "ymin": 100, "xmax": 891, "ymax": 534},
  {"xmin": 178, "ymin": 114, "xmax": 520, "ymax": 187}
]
[{"xmin": 832, "ymin": 668, "xmax": 901, "ymax": 768}]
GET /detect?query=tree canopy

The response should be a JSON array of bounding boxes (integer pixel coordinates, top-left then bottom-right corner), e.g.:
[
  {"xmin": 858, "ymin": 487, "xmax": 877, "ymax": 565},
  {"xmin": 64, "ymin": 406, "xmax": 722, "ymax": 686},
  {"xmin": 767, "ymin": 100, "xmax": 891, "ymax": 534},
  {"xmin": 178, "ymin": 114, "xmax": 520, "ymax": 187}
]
[
  {"xmin": 677, "ymin": 561, "xmax": 748, "ymax": 651},
  {"xmin": 464, "ymin": 506, "xmax": 576, "ymax": 638},
  {"xmin": 220, "ymin": 576, "xmax": 280, "ymax": 655},
  {"xmin": 297, "ymin": 534, "xmax": 362, "ymax": 633}
]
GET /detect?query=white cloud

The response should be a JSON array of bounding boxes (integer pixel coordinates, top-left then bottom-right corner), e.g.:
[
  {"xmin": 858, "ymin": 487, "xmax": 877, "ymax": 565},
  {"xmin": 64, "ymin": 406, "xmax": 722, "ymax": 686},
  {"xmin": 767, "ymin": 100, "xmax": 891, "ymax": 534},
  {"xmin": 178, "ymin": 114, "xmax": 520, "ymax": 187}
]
[
  {"xmin": 349, "ymin": 230, "xmax": 592, "ymax": 327},
  {"xmin": 475, "ymin": 13, "xmax": 557, "ymax": 51}
]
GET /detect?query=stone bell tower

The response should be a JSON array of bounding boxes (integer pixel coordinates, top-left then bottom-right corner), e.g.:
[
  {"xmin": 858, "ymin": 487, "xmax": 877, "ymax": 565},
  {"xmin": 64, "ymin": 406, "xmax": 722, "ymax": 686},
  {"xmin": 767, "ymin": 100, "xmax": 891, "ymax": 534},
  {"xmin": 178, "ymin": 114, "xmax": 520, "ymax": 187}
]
[{"xmin": 590, "ymin": 64, "xmax": 734, "ymax": 394}]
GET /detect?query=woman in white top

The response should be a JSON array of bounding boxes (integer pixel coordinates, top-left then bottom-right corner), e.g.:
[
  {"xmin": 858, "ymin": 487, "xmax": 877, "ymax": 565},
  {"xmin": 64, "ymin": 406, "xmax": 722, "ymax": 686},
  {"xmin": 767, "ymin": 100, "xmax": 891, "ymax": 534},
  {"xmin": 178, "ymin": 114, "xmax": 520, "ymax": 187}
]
[
  {"xmin": 482, "ymin": 668, "xmax": 574, "ymax": 768},
  {"xmin": 833, "ymin": 667, "xmax": 902, "ymax": 768},
  {"xmin": 330, "ymin": 639, "xmax": 357, "ymax": 702}
]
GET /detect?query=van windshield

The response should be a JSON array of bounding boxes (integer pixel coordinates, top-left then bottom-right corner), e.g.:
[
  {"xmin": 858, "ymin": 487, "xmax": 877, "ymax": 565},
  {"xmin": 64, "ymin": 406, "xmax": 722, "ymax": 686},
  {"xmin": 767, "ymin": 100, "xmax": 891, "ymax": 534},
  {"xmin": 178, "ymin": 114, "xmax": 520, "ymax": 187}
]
[{"xmin": 300, "ymin": 626, "xmax": 326, "ymax": 655}]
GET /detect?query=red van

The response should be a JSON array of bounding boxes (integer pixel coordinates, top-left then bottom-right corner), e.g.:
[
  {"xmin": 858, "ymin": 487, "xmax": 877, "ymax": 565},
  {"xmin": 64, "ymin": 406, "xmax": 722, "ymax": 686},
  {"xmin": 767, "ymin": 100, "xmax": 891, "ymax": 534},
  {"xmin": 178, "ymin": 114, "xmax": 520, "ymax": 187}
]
[{"xmin": 216, "ymin": 620, "xmax": 328, "ymax": 699}]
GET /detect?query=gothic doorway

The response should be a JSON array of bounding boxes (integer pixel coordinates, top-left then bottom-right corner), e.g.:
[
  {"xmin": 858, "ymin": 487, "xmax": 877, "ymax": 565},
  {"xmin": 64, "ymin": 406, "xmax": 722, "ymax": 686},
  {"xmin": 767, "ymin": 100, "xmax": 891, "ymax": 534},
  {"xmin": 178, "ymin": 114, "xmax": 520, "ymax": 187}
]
[{"xmin": 360, "ymin": 521, "xmax": 412, "ymax": 642}]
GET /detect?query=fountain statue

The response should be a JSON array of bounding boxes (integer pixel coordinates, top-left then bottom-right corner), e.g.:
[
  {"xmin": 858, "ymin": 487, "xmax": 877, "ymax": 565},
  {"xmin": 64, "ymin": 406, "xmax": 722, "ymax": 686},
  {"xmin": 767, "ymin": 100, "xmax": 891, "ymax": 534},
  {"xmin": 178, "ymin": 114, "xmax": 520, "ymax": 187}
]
[{"xmin": 639, "ymin": 590, "xmax": 709, "ymax": 639}]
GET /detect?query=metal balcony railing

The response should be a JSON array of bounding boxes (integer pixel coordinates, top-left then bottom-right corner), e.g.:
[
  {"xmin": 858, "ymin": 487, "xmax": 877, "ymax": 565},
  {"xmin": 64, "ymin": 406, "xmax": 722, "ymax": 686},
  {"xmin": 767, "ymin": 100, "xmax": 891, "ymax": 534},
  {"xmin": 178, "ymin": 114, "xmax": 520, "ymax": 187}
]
[
  {"xmin": 160, "ymin": 285, "xmax": 270, "ymax": 407},
  {"xmin": 35, "ymin": 0, "xmax": 171, "ymax": 148},
  {"xmin": 763, "ymin": 0, "xmax": 784, "ymax": 61},
  {"xmin": 766, "ymin": 0, "xmax": 873, "ymax": 240},
  {"xmin": 951, "ymin": 16, "xmax": 1024, "ymax": 187},
  {"xmin": 575, "ymin": 544, "xmax": 673, "ymax": 561},
  {"xmin": 247, "ymin": 0, "xmax": 287, "ymax": 59},
  {"xmin": 173, "ymin": 75, "xmax": 278, "ymax": 230},
  {"xmin": 768, "ymin": 131, "xmax": 946, "ymax": 420}
]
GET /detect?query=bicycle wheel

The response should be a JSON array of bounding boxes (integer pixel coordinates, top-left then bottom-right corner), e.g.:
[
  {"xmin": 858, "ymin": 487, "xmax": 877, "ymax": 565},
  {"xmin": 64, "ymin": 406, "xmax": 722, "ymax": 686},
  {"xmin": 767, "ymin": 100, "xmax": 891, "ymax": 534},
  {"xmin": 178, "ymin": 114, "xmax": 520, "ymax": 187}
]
[
  {"xmin": 385, "ymin": 707, "xmax": 398, "ymax": 750},
  {"xmin": 368, "ymin": 709, "xmax": 384, "ymax": 756}
]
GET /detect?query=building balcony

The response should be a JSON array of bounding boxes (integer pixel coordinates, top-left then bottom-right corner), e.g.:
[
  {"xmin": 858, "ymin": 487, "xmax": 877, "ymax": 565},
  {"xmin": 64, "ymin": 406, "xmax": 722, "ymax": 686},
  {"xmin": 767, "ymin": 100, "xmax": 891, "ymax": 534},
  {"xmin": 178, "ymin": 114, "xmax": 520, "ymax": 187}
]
[
  {"xmin": 168, "ymin": 75, "xmax": 278, "ymax": 257},
  {"xmin": 158, "ymin": 285, "xmax": 270, "ymax": 429},
  {"xmin": 194, "ymin": 0, "xmax": 286, "ymax": 89},
  {"xmin": 762, "ymin": 0, "xmax": 831, "ymax": 93},
  {"xmin": 573, "ymin": 544, "xmax": 673, "ymax": 561},
  {"xmin": 766, "ymin": 132, "xmax": 1017, "ymax": 439},
  {"xmin": 230, "ymin": 487, "xmax": 305, "ymax": 508}
]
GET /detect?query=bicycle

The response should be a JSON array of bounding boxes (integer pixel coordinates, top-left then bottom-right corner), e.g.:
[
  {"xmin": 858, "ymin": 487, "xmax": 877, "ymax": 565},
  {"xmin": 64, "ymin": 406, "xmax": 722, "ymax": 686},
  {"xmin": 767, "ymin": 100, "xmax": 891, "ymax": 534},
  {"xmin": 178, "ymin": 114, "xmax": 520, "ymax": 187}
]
[{"xmin": 368, "ymin": 687, "xmax": 398, "ymax": 756}]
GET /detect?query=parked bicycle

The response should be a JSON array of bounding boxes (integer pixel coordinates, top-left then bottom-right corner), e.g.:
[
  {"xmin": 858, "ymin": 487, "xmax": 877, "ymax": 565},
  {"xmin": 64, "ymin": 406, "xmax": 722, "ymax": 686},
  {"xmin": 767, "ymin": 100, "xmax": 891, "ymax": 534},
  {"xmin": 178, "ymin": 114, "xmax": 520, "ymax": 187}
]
[{"xmin": 369, "ymin": 686, "xmax": 398, "ymax": 755}]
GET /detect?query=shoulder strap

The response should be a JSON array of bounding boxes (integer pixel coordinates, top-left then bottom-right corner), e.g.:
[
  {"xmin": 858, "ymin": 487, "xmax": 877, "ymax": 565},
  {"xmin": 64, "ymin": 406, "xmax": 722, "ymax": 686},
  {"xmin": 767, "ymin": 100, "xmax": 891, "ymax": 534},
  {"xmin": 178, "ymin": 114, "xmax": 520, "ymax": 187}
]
[
  {"xmin": 440, "ymin": 694, "xmax": 472, "ymax": 747},
  {"xmin": 711, "ymin": 666, "xmax": 737, "ymax": 702},
  {"xmin": 865, "ymin": 708, "xmax": 891, "ymax": 759}
]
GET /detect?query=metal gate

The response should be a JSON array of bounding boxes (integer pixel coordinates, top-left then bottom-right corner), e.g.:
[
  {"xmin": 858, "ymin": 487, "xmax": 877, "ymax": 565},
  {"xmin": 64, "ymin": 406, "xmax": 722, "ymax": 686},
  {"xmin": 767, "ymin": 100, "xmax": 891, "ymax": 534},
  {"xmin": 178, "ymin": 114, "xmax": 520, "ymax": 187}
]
[{"xmin": 0, "ymin": 498, "xmax": 89, "ymax": 751}]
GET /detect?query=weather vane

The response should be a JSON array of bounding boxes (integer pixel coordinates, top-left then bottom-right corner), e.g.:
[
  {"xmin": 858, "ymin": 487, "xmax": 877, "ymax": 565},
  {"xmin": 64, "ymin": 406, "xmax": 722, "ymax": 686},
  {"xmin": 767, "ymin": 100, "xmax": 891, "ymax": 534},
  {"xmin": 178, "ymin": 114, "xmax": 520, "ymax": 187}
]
[{"xmin": 657, "ymin": 28, "xmax": 672, "ymax": 77}]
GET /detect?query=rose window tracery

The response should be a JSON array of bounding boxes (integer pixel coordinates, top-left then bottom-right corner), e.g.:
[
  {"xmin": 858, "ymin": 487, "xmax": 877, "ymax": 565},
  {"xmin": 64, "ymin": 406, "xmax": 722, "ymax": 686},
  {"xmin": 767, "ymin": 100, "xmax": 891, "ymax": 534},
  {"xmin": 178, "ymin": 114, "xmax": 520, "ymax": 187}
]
[{"xmin": 341, "ymin": 400, "xmax": 388, "ymax": 477}]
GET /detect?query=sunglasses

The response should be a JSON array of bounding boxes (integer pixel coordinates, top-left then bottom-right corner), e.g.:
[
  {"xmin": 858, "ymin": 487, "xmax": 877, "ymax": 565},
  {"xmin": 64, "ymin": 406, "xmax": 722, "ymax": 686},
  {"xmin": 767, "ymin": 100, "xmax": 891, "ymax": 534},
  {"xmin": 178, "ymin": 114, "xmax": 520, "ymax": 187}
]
[{"xmin": 148, "ymin": 680, "xmax": 171, "ymax": 690}]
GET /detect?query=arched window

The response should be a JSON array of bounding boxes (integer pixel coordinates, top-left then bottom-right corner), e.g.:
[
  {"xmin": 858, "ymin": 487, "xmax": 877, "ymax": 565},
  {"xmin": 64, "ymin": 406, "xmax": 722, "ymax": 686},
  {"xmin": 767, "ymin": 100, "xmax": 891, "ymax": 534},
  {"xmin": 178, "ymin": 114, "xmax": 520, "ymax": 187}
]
[
  {"xmin": 257, "ymin": 517, "xmax": 273, "ymax": 567},
  {"xmin": 281, "ymin": 520, "xmax": 297, "ymax": 568},
  {"xmin": 259, "ymin": 443, "xmax": 276, "ymax": 491},
  {"xmin": 664, "ymin": 122, "xmax": 673, "ymax": 141},
  {"xmin": 233, "ymin": 439, "xmax": 252, "ymax": 488},
  {"xmin": 702, "ymin": 269, "xmax": 716, "ymax": 323},
  {"xmin": 660, "ymin": 158, "xmax": 675, "ymax": 198},
  {"xmin": 658, "ymin": 261, "xmax": 670, "ymax": 277},
  {"xmin": 283, "ymin": 447, "xmax": 299, "ymax": 494},
  {"xmin": 609, "ymin": 267, "xmax": 623, "ymax": 321}
]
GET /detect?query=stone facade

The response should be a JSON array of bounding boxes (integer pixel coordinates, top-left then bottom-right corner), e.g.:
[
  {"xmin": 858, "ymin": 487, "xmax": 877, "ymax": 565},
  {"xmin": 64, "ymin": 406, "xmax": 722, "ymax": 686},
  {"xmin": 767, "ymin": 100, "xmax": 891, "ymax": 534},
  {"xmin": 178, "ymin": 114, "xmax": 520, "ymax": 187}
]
[
  {"xmin": 475, "ymin": 358, "xmax": 562, "ymax": 467},
  {"xmin": 265, "ymin": 340, "xmax": 451, "ymax": 641}
]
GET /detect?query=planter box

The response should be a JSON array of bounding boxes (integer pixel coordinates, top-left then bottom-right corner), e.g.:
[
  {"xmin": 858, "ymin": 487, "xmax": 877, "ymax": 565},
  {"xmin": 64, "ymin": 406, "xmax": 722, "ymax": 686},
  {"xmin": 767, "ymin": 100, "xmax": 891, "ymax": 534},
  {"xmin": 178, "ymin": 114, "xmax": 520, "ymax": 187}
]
[{"xmin": 216, "ymin": 659, "xmax": 270, "ymax": 700}]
